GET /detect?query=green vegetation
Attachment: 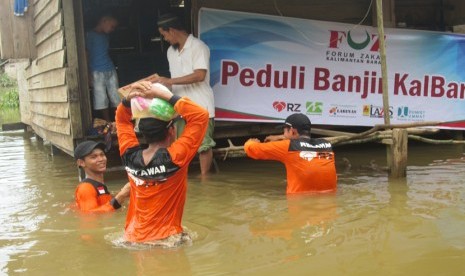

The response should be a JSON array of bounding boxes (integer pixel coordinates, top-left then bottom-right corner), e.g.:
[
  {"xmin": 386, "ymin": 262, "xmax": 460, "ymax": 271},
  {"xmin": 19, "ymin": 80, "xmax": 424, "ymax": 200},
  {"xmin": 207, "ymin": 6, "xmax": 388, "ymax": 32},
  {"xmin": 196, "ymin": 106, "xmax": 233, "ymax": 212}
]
[
  {"xmin": 0, "ymin": 73, "xmax": 16, "ymax": 87},
  {"xmin": 0, "ymin": 73, "xmax": 19, "ymax": 109},
  {"xmin": 0, "ymin": 72, "xmax": 20, "ymax": 125},
  {"xmin": 0, "ymin": 108, "xmax": 21, "ymax": 125}
]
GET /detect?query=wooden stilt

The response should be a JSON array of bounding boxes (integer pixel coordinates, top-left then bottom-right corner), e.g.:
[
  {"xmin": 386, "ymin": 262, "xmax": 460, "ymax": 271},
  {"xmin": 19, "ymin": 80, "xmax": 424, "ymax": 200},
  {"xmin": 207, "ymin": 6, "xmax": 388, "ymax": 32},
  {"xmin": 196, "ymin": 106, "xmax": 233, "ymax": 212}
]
[
  {"xmin": 389, "ymin": 129, "xmax": 408, "ymax": 178},
  {"xmin": 50, "ymin": 144, "xmax": 60, "ymax": 156},
  {"xmin": 376, "ymin": 0, "xmax": 403, "ymax": 178},
  {"xmin": 35, "ymin": 134, "xmax": 44, "ymax": 143}
]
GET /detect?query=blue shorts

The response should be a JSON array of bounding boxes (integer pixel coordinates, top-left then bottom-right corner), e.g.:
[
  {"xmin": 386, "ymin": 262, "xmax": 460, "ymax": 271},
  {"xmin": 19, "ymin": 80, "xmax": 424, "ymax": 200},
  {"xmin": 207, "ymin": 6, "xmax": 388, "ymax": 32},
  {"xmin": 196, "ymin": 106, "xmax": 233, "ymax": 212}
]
[{"xmin": 92, "ymin": 70, "xmax": 120, "ymax": 110}]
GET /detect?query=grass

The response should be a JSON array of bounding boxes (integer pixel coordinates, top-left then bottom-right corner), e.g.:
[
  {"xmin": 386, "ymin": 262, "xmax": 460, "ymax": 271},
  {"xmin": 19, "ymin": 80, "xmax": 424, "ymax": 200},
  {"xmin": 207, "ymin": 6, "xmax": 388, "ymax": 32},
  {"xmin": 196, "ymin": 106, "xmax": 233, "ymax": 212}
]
[
  {"xmin": 0, "ymin": 73, "xmax": 20, "ymax": 125},
  {"xmin": 0, "ymin": 73, "xmax": 19, "ymax": 109},
  {"xmin": 0, "ymin": 108, "xmax": 20, "ymax": 125},
  {"xmin": 0, "ymin": 73, "xmax": 16, "ymax": 87}
]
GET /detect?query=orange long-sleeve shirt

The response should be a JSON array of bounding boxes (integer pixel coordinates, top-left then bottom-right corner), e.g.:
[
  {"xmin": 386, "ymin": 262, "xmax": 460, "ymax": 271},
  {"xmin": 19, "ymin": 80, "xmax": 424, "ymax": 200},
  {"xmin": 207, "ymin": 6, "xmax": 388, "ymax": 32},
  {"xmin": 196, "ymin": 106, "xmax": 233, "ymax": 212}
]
[
  {"xmin": 244, "ymin": 138, "xmax": 337, "ymax": 194},
  {"xmin": 115, "ymin": 97, "xmax": 208, "ymax": 243},
  {"xmin": 75, "ymin": 179, "xmax": 115, "ymax": 213}
]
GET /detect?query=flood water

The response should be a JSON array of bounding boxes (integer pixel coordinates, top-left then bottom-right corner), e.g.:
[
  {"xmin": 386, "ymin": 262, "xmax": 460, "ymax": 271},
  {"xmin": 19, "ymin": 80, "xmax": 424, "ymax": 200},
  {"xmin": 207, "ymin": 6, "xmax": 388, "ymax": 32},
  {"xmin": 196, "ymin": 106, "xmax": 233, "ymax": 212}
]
[{"xmin": 1, "ymin": 129, "xmax": 465, "ymax": 275}]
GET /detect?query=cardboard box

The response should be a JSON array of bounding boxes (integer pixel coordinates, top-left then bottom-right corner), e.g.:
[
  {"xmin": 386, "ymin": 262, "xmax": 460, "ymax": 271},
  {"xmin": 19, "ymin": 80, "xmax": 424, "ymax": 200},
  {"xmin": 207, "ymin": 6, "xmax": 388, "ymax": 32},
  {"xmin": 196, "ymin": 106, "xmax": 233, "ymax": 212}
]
[{"xmin": 117, "ymin": 73, "xmax": 159, "ymax": 99}]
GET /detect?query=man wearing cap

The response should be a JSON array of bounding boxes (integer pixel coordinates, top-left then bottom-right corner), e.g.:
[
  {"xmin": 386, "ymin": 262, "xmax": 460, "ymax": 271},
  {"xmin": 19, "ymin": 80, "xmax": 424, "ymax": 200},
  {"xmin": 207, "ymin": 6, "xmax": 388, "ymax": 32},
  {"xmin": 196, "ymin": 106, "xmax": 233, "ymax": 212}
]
[
  {"xmin": 154, "ymin": 13, "xmax": 216, "ymax": 176},
  {"xmin": 244, "ymin": 113, "xmax": 337, "ymax": 194},
  {"xmin": 74, "ymin": 141, "xmax": 130, "ymax": 212},
  {"xmin": 115, "ymin": 80, "xmax": 209, "ymax": 244}
]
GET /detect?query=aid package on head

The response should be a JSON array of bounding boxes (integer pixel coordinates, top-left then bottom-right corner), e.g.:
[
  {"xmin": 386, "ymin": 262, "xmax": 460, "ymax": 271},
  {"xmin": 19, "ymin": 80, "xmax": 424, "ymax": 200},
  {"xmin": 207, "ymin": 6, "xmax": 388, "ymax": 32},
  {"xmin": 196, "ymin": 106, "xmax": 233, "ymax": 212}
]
[{"xmin": 130, "ymin": 83, "xmax": 176, "ymax": 121}]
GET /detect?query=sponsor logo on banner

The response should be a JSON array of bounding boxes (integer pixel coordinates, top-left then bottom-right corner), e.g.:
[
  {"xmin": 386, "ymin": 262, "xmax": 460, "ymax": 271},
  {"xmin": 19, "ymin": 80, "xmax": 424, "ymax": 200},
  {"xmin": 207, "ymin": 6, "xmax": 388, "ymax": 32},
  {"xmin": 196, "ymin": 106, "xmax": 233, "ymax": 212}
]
[
  {"xmin": 329, "ymin": 105, "xmax": 357, "ymax": 117},
  {"xmin": 362, "ymin": 105, "xmax": 393, "ymax": 118},
  {"xmin": 272, "ymin": 101, "xmax": 302, "ymax": 112},
  {"xmin": 397, "ymin": 106, "xmax": 425, "ymax": 121},
  {"xmin": 272, "ymin": 101, "xmax": 286, "ymax": 112},
  {"xmin": 286, "ymin": 103, "xmax": 302, "ymax": 112},
  {"xmin": 306, "ymin": 102, "xmax": 323, "ymax": 116},
  {"xmin": 326, "ymin": 29, "xmax": 382, "ymax": 65}
]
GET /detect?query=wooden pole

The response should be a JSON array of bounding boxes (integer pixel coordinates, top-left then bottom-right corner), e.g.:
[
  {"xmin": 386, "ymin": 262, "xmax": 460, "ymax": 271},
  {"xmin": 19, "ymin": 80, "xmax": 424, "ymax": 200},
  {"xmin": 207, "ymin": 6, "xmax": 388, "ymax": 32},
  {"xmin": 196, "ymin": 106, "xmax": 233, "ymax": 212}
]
[
  {"xmin": 390, "ymin": 129, "xmax": 408, "ymax": 177},
  {"xmin": 376, "ymin": 0, "xmax": 407, "ymax": 178},
  {"xmin": 376, "ymin": 0, "xmax": 390, "ymax": 126}
]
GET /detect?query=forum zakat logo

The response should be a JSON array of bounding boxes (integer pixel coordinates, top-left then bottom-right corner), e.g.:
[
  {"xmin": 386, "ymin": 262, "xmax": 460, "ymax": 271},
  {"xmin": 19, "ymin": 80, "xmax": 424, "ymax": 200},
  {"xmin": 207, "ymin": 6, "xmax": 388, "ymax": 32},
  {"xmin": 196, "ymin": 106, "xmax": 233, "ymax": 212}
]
[{"xmin": 326, "ymin": 29, "xmax": 383, "ymax": 64}]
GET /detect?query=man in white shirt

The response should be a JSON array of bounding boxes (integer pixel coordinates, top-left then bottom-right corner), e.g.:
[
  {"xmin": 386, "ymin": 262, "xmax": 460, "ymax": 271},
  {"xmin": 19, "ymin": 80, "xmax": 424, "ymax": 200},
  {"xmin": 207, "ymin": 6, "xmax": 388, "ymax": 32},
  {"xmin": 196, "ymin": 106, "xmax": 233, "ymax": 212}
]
[{"xmin": 155, "ymin": 13, "xmax": 216, "ymax": 176}]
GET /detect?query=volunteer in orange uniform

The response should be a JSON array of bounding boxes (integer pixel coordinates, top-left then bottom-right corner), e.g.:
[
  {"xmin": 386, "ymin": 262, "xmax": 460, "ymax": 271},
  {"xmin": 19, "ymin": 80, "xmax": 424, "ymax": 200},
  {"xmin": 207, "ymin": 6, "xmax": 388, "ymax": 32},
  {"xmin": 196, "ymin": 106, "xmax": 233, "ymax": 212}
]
[
  {"xmin": 74, "ymin": 141, "xmax": 130, "ymax": 212},
  {"xmin": 115, "ymin": 81, "xmax": 208, "ymax": 243},
  {"xmin": 244, "ymin": 113, "xmax": 337, "ymax": 194}
]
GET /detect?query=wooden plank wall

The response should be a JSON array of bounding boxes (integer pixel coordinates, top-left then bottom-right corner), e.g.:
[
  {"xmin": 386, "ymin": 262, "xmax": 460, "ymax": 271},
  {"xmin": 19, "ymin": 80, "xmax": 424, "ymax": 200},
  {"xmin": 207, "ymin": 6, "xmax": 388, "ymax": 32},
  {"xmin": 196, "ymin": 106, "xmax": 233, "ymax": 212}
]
[
  {"xmin": 24, "ymin": 0, "xmax": 76, "ymax": 155},
  {"xmin": 0, "ymin": 0, "xmax": 35, "ymax": 59},
  {"xmin": 63, "ymin": 0, "xmax": 92, "ymax": 142}
]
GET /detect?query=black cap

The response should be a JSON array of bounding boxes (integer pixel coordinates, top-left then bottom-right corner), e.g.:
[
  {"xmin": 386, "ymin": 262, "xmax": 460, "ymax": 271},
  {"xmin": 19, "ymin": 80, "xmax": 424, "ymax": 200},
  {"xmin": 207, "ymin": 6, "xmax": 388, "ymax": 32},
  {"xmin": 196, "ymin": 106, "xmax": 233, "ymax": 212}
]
[
  {"xmin": 138, "ymin": 117, "xmax": 170, "ymax": 135},
  {"xmin": 74, "ymin": 141, "xmax": 106, "ymax": 160},
  {"xmin": 281, "ymin": 113, "xmax": 312, "ymax": 131}
]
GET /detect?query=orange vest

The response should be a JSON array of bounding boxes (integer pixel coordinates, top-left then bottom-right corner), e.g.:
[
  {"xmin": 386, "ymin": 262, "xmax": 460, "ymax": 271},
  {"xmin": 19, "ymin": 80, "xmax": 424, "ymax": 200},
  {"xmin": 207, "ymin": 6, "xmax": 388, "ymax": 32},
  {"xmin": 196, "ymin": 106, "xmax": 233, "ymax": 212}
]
[
  {"xmin": 116, "ymin": 97, "xmax": 209, "ymax": 242},
  {"xmin": 244, "ymin": 137, "xmax": 337, "ymax": 194},
  {"xmin": 75, "ymin": 178, "xmax": 114, "ymax": 212}
]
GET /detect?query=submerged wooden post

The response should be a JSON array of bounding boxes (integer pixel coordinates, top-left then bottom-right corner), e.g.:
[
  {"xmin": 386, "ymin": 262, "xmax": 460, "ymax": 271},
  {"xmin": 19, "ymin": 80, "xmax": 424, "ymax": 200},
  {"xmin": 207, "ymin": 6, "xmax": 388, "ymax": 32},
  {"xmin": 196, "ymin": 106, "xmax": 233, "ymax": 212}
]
[
  {"xmin": 376, "ymin": 0, "xmax": 407, "ymax": 177},
  {"xmin": 390, "ymin": 129, "xmax": 408, "ymax": 178}
]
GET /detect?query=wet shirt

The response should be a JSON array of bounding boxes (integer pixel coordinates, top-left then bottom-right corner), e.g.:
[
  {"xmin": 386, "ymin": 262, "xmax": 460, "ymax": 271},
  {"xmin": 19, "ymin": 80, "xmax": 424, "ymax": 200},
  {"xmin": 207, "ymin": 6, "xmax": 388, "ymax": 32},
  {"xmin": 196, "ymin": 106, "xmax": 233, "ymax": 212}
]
[
  {"xmin": 75, "ymin": 178, "xmax": 115, "ymax": 212},
  {"xmin": 115, "ymin": 97, "xmax": 208, "ymax": 242},
  {"xmin": 244, "ymin": 138, "xmax": 337, "ymax": 194}
]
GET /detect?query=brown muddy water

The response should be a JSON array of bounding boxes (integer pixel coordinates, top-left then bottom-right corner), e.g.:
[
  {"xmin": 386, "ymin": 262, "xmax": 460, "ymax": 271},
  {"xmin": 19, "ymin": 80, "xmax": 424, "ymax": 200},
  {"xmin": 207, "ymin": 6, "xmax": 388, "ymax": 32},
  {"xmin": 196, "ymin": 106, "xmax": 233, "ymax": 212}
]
[{"xmin": 0, "ymin": 129, "xmax": 464, "ymax": 275}]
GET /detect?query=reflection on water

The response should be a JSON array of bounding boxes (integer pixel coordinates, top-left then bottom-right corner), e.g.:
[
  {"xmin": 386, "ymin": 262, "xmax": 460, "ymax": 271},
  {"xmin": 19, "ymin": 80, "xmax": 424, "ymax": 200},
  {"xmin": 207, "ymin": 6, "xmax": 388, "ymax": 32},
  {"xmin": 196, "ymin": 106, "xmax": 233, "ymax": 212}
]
[{"xmin": 0, "ymin": 130, "xmax": 465, "ymax": 275}]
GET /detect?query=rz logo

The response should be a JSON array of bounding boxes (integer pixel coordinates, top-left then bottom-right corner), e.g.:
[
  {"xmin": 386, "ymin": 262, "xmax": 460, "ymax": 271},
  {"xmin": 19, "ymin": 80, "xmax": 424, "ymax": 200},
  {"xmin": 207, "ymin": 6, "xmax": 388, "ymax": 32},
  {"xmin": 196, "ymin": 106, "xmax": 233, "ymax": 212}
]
[
  {"xmin": 272, "ymin": 101, "xmax": 286, "ymax": 112},
  {"xmin": 273, "ymin": 101, "xmax": 301, "ymax": 112},
  {"xmin": 286, "ymin": 103, "xmax": 301, "ymax": 112}
]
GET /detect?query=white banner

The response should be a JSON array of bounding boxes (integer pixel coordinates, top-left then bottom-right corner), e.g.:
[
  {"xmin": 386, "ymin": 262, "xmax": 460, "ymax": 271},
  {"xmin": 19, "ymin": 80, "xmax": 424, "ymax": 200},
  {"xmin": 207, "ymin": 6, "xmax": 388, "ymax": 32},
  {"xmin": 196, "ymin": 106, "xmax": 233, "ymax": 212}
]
[{"xmin": 199, "ymin": 8, "xmax": 465, "ymax": 129}]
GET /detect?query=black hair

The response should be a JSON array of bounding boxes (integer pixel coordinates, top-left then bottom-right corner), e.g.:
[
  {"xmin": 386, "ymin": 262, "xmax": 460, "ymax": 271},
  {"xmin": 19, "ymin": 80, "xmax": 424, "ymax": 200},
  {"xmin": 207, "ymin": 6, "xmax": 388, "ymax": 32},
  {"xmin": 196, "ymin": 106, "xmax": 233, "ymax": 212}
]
[
  {"xmin": 297, "ymin": 129, "xmax": 311, "ymax": 137},
  {"xmin": 142, "ymin": 129, "xmax": 169, "ymax": 144},
  {"xmin": 138, "ymin": 117, "xmax": 174, "ymax": 144},
  {"xmin": 157, "ymin": 13, "xmax": 185, "ymax": 31}
]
